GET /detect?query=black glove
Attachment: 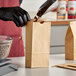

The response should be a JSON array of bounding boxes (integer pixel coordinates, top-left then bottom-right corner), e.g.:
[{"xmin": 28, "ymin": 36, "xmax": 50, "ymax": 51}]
[{"xmin": 0, "ymin": 7, "xmax": 30, "ymax": 27}]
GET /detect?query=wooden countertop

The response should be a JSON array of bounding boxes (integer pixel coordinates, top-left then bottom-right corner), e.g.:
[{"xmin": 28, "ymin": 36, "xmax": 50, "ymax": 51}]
[
  {"xmin": 40, "ymin": 19, "xmax": 76, "ymax": 25},
  {"xmin": 32, "ymin": 19, "xmax": 76, "ymax": 25},
  {"xmin": 51, "ymin": 19, "xmax": 76, "ymax": 25},
  {"xmin": 51, "ymin": 20, "xmax": 70, "ymax": 25}
]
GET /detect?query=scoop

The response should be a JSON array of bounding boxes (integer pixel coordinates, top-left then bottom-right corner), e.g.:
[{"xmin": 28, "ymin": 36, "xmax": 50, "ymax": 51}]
[{"xmin": 36, "ymin": 0, "xmax": 58, "ymax": 17}]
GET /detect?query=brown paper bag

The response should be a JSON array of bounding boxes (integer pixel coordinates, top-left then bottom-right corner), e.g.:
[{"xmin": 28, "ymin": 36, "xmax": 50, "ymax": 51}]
[
  {"xmin": 65, "ymin": 21, "xmax": 76, "ymax": 60},
  {"xmin": 25, "ymin": 20, "xmax": 51, "ymax": 68}
]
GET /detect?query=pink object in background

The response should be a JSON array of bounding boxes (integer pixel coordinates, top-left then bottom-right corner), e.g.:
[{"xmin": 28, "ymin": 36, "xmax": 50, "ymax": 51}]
[
  {"xmin": 0, "ymin": 0, "xmax": 19, "ymax": 7},
  {"xmin": 0, "ymin": 20, "xmax": 25, "ymax": 57}
]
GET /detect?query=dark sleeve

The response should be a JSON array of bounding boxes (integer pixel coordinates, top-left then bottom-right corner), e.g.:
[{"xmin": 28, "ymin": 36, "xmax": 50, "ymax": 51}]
[{"xmin": 19, "ymin": 0, "xmax": 23, "ymax": 4}]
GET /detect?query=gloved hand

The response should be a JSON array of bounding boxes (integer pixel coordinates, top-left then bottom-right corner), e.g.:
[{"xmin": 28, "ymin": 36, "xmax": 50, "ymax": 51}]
[{"xmin": 0, "ymin": 7, "xmax": 30, "ymax": 27}]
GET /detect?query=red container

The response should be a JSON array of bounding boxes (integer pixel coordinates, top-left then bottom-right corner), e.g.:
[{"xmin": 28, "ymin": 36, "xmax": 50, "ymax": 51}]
[{"xmin": 68, "ymin": 0, "xmax": 76, "ymax": 19}]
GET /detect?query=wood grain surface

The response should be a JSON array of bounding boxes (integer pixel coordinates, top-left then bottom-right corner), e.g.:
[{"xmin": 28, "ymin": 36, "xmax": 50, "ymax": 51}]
[{"xmin": 53, "ymin": 63, "xmax": 76, "ymax": 71}]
